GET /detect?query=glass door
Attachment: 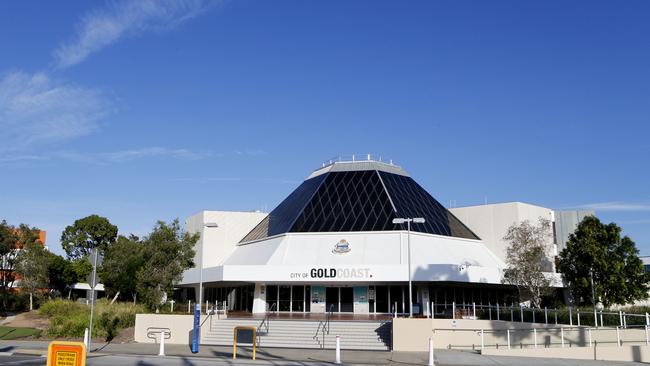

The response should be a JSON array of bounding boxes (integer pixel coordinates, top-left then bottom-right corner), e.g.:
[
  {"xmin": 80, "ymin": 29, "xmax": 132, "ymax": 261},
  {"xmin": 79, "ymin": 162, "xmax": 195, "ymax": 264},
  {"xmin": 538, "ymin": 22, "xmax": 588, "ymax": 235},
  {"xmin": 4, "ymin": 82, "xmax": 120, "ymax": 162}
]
[
  {"xmin": 325, "ymin": 287, "xmax": 339, "ymax": 312},
  {"xmin": 340, "ymin": 287, "xmax": 353, "ymax": 312},
  {"xmin": 292, "ymin": 285, "xmax": 304, "ymax": 312},
  {"xmin": 279, "ymin": 285, "xmax": 291, "ymax": 311}
]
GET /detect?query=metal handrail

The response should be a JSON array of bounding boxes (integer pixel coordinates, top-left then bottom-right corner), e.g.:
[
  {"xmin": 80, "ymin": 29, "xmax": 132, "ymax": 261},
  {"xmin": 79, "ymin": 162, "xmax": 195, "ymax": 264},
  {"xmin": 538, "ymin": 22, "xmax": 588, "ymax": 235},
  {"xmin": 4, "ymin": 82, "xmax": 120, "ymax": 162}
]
[
  {"xmin": 259, "ymin": 303, "xmax": 276, "ymax": 334},
  {"xmin": 200, "ymin": 309, "xmax": 215, "ymax": 328},
  {"xmin": 313, "ymin": 304, "xmax": 336, "ymax": 348},
  {"xmin": 325, "ymin": 304, "xmax": 334, "ymax": 335}
]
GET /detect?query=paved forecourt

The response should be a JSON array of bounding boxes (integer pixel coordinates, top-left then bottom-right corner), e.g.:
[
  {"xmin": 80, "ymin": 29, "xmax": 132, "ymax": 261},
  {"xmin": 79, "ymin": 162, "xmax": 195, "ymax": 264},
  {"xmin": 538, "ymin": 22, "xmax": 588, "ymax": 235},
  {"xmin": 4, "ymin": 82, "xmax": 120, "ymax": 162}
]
[{"xmin": 0, "ymin": 341, "xmax": 647, "ymax": 366}]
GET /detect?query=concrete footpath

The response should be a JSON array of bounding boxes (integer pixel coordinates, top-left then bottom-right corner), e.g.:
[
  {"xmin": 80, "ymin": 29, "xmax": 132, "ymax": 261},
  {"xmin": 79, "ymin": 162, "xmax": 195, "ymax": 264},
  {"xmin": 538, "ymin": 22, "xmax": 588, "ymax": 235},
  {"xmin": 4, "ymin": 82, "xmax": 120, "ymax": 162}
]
[{"xmin": 0, "ymin": 340, "xmax": 645, "ymax": 365}]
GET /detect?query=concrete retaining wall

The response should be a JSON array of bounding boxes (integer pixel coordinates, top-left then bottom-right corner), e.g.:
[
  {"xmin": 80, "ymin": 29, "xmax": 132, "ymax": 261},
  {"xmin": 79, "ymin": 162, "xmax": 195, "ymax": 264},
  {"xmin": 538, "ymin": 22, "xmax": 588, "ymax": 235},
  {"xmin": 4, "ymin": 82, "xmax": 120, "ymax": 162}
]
[
  {"xmin": 392, "ymin": 318, "xmax": 648, "ymax": 352},
  {"xmin": 393, "ymin": 318, "xmax": 561, "ymax": 351},
  {"xmin": 135, "ymin": 314, "xmax": 196, "ymax": 344}
]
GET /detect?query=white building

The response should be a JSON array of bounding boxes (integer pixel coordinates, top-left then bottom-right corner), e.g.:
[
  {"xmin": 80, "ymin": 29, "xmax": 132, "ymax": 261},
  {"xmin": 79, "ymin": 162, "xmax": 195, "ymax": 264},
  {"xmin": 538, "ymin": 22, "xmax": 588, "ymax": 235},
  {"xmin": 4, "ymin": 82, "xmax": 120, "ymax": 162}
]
[{"xmin": 179, "ymin": 159, "xmax": 573, "ymax": 315}]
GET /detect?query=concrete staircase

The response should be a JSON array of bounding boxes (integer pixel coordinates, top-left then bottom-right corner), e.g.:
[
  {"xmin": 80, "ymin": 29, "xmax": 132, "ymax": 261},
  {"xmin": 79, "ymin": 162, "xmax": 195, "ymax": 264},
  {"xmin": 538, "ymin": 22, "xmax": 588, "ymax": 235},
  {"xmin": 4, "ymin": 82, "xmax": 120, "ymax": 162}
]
[{"xmin": 202, "ymin": 317, "xmax": 391, "ymax": 350}]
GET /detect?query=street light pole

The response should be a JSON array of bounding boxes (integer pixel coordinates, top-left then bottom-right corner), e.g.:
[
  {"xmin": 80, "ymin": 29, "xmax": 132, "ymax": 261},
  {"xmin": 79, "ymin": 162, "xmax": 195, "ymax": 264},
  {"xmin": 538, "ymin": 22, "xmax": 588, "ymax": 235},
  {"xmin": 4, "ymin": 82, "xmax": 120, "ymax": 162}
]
[
  {"xmin": 200, "ymin": 223, "xmax": 218, "ymax": 314},
  {"xmin": 88, "ymin": 247, "xmax": 99, "ymax": 354},
  {"xmin": 393, "ymin": 217, "xmax": 425, "ymax": 318},
  {"xmin": 590, "ymin": 267, "xmax": 597, "ymax": 327}
]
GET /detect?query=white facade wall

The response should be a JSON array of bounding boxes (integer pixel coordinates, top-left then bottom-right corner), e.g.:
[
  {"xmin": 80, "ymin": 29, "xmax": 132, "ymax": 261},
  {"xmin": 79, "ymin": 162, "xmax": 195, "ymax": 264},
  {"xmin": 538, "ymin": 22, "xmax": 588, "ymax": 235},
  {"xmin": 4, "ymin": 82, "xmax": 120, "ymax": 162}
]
[
  {"xmin": 449, "ymin": 202, "xmax": 556, "ymax": 268},
  {"xmin": 184, "ymin": 211, "xmax": 267, "ymax": 269}
]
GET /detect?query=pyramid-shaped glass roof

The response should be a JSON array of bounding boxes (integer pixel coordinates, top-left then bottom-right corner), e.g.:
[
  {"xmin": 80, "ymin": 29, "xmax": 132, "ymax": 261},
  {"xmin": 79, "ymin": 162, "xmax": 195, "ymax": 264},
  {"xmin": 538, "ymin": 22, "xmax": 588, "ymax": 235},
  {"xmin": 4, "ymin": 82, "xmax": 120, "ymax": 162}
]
[{"xmin": 240, "ymin": 160, "xmax": 479, "ymax": 243}]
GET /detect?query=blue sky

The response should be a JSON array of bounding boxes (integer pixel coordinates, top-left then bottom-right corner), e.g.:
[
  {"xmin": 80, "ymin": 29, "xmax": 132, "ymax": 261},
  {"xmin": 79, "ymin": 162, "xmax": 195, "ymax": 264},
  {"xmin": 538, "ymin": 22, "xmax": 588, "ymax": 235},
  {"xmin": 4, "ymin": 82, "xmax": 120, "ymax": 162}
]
[{"xmin": 1, "ymin": 0, "xmax": 649, "ymax": 255}]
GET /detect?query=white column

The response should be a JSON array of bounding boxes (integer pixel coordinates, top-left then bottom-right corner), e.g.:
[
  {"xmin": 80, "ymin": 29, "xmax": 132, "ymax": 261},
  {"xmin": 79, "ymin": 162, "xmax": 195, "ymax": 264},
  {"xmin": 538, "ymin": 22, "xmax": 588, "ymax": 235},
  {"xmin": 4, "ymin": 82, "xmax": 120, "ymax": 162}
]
[{"xmin": 252, "ymin": 283, "xmax": 267, "ymax": 314}]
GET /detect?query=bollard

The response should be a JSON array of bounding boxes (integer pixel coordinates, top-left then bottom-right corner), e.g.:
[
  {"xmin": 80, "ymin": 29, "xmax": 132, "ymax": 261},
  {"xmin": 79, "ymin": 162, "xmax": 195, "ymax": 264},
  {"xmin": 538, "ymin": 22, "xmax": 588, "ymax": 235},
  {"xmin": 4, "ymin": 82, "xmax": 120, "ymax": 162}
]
[
  {"xmin": 561, "ymin": 327, "xmax": 565, "ymax": 348},
  {"xmin": 646, "ymin": 325, "xmax": 649, "ymax": 346},
  {"xmin": 83, "ymin": 328, "xmax": 89, "ymax": 348},
  {"xmin": 619, "ymin": 311, "xmax": 623, "ymax": 327},
  {"xmin": 335, "ymin": 335, "xmax": 341, "ymax": 364},
  {"xmin": 533, "ymin": 328, "xmax": 537, "ymax": 349},
  {"xmin": 646, "ymin": 312, "xmax": 650, "ymax": 326},
  {"xmin": 507, "ymin": 329, "xmax": 511, "ymax": 349},
  {"xmin": 158, "ymin": 330, "xmax": 166, "ymax": 356},
  {"xmin": 473, "ymin": 302, "xmax": 476, "ymax": 319},
  {"xmin": 188, "ymin": 300, "xmax": 191, "ymax": 314},
  {"xmin": 452, "ymin": 302, "xmax": 456, "ymax": 319},
  {"xmin": 623, "ymin": 312, "xmax": 627, "ymax": 328},
  {"xmin": 431, "ymin": 302, "xmax": 435, "ymax": 319},
  {"xmin": 577, "ymin": 310, "xmax": 581, "ymax": 327},
  {"xmin": 569, "ymin": 307, "xmax": 573, "ymax": 326},
  {"xmin": 588, "ymin": 328, "xmax": 592, "ymax": 348},
  {"xmin": 616, "ymin": 326, "xmax": 621, "ymax": 347},
  {"xmin": 394, "ymin": 303, "xmax": 397, "ymax": 318},
  {"xmin": 428, "ymin": 337, "xmax": 435, "ymax": 366},
  {"xmin": 594, "ymin": 309, "xmax": 598, "ymax": 328},
  {"xmin": 520, "ymin": 307, "xmax": 523, "ymax": 323},
  {"xmin": 205, "ymin": 300, "xmax": 209, "ymax": 315}
]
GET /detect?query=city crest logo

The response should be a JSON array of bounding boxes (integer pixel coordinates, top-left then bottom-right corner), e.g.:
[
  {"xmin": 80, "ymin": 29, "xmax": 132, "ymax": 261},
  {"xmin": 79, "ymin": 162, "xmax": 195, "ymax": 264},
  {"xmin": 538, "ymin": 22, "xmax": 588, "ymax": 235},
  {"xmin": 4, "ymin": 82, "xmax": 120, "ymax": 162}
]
[{"xmin": 332, "ymin": 239, "xmax": 351, "ymax": 254}]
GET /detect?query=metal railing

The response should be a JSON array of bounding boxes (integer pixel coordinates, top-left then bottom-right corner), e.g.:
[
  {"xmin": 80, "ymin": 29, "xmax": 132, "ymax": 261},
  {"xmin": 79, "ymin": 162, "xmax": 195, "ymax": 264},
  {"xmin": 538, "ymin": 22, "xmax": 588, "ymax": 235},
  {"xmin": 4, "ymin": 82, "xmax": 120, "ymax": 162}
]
[
  {"xmin": 313, "ymin": 304, "xmax": 335, "ymax": 349},
  {"xmin": 436, "ymin": 325, "xmax": 650, "ymax": 351},
  {"xmin": 259, "ymin": 303, "xmax": 276, "ymax": 334},
  {"xmin": 421, "ymin": 302, "xmax": 650, "ymax": 328},
  {"xmin": 320, "ymin": 154, "xmax": 396, "ymax": 168}
]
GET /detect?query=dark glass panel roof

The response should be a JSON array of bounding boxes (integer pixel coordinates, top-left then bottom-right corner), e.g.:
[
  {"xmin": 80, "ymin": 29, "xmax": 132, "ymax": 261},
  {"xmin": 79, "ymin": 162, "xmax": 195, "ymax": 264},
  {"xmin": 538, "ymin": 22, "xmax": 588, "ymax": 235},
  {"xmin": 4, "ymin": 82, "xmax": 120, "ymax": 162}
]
[
  {"xmin": 240, "ymin": 163, "xmax": 479, "ymax": 243},
  {"xmin": 291, "ymin": 170, "xmax": 396, "ymax": 233},
  {"xmin": 378, "ymin": 171, "xmax": 478, "ymax": 239},
  {"xmin": 239, "ymin": 173, "xmax": 327, "ymax": 243}
]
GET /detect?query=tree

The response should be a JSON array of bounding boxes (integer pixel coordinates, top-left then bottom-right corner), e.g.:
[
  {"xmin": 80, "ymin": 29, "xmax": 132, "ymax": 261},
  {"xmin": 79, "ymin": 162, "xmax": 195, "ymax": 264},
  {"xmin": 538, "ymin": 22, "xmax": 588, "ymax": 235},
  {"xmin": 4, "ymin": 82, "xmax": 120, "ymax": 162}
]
[
  {"xmin": 0, "ymin": 220, "xmax": 19, "ymax": 292},
  {"xmin": 14, "ymin": 238, "xmax": 49, "ymax": 310},
  {"xmin": 558, "ymin": 216, "xmax": 649, "ymax": 307},
  {"xmin": 136, "ymin": 220, "xmax": 198, "ymax": 310},
  {"xmin": 47, "ymin": 254, "xmax": 78, "ymax": 296},
  {"xmin": 502, "ymin": 218, "xmax": 554, "ymax": 308},
  {"xmin": 100, "ymin": 235, "xmax": 144, "ymax": 302},
  {"xmin": 60, "ymin": 215, "xmax": 118, "ymax": 260}
]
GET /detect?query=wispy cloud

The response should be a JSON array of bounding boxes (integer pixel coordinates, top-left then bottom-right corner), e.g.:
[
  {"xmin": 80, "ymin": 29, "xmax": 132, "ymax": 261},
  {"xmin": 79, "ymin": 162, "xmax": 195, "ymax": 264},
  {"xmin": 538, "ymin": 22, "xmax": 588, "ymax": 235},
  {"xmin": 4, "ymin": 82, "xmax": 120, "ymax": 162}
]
[
  {"xmin": 0, "ymin": 147, "xmax": 210, "ymax": 164},
  {"xmin": 570, "ymin": 201, "xmax": 650, "ymax": 212},
  {"xmin": 53, "ymin": 0, "xmax": 216, "ymax": 68},
  {"xmin": 0, "ymin": 71, "xmax": 111, "ymax": 150}
]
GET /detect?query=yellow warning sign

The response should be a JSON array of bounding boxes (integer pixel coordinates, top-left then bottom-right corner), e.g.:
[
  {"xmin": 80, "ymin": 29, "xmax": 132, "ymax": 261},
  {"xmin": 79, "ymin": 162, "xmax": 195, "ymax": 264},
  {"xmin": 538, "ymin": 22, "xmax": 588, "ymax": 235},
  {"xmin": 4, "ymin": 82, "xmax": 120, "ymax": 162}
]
[{"xmin": 47, "ymin": 341, "xmax": 86, "ymax": 366}]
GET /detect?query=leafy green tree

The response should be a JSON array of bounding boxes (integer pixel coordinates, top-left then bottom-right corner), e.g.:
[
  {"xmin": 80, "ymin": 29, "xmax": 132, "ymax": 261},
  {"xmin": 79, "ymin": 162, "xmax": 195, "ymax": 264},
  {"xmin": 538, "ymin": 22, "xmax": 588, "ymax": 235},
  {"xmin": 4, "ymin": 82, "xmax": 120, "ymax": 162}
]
[
  {"xmin": 60, "ymin": 215, "xmax": 118, "ymax": 260},
  {"xmin": 72, "ymin": 257, "xmax": 93, "ymax": 282},
  {"xmin": 0, "ymin": 220, "xmax": 19, "ymax": 292},
  {"xmin": 47, "ymin": 254, "xmax": 78, "ymax": 296},
  {"xmin": 136, "ymin": 220, "xmax": 198, "ymax": 310},
  {"xmin": 558, "ymin": 216, "xmax": 649, "ymax": 306},
  {"xmin": 14, "ymin": 230, "xmax": 49, "ymax": 310},
  {"xmin": 100, "ymin": 235, "xmax": 144, "ymax": 302},
  {"xmin": 502, "ymin": 218, "xmax": 554, "ymax": 308}
]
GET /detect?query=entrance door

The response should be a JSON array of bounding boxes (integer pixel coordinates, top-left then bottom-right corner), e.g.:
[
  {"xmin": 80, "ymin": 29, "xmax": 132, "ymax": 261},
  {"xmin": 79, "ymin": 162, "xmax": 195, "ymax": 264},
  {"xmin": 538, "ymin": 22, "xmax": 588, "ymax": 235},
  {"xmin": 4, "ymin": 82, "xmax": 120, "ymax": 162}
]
[
  {"xmin": 375, "ymin": 286, "xmax": 389, "ymax": 313},
  {"xmin": 340, "ymin": 287, "xmax": 353, "ymax": 313},
  {"xmin": 279, "ymin": 285, "xmax": 291, "ymax": 312},
  {"xmin": 325, "ymin": 287, "xmax": 339, "ymax": 312}
]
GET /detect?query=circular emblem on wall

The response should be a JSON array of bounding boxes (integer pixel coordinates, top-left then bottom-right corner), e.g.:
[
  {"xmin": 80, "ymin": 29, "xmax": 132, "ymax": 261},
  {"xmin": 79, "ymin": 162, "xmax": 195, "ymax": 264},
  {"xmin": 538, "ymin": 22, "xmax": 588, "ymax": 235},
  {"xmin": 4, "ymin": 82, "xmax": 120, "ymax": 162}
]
[{"xmin": 332, "ymin": 239, "xmax": 351, "ymax": 254}]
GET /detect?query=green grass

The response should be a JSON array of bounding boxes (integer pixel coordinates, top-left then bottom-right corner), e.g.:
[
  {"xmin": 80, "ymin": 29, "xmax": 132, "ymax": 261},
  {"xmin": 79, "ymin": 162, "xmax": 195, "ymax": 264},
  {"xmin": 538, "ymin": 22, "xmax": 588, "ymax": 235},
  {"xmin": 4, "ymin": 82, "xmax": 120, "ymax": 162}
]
[{"xmin": 0, "ymin": 326, "xmax": 42, "ymax": 340}]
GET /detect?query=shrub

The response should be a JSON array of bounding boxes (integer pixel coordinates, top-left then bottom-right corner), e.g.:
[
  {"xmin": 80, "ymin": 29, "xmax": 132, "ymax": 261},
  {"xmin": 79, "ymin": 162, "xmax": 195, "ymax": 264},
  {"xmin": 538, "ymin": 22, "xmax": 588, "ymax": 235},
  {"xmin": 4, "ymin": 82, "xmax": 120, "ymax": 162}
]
[{"xmin": 39, "ymin": 299, "xmax": 147, "ymax": 340}]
